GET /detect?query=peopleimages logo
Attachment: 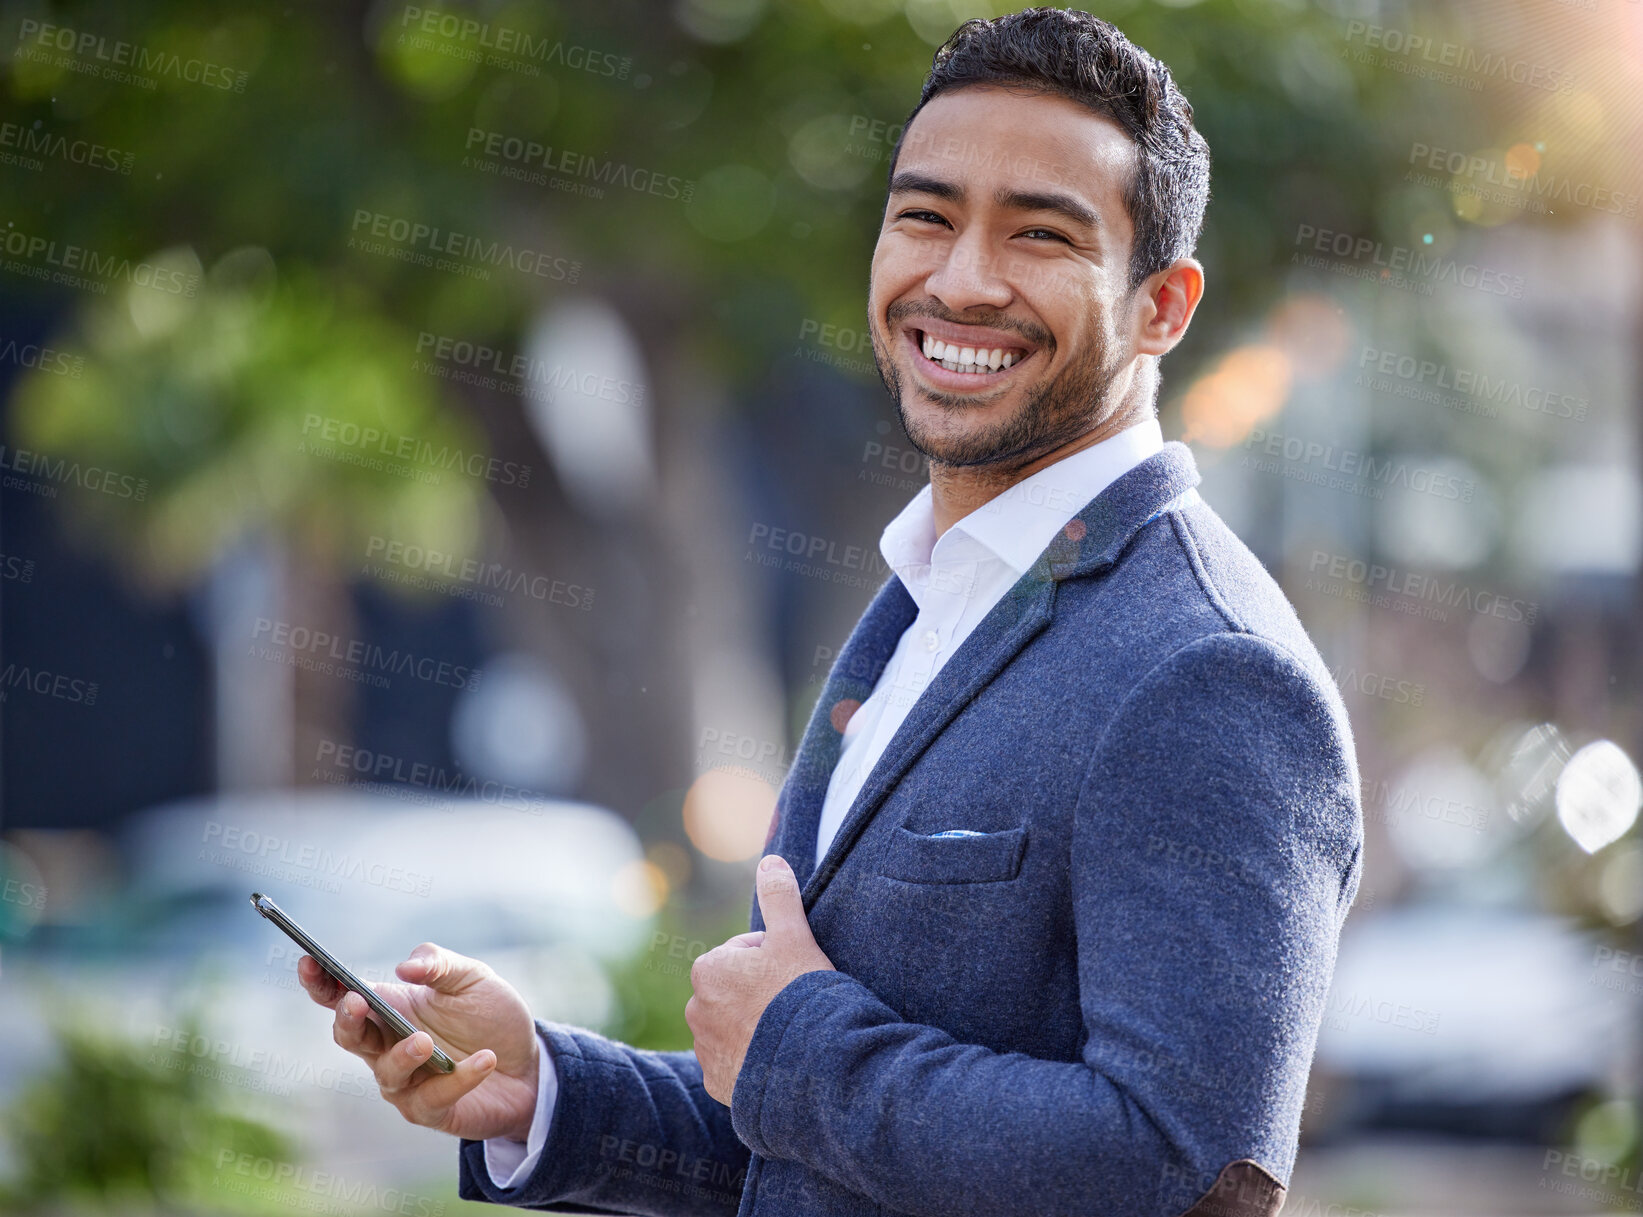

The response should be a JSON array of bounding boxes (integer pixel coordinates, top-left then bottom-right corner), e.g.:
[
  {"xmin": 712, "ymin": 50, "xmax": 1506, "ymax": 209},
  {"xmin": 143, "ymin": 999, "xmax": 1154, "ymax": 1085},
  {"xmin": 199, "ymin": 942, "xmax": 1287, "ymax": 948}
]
[
  {"xmin": 1293, "ymin": 223, "xmax": 1525, "ymax": 299},
  {"xmin": 363, "ymin": 535, "xmax": 594, "ymax": 610},
  {"xmin": 463, "ymin": 128, "xmax": 693, "ymax": 202},
  {"xmin": 1343, "ymin": 20, "xmax": 1575, "ymax": 94},
  {"xmin": 213, "ymin": 1149, "xmax": 447, "ymax": 1216},
  {"xmin": 1362, "ymin": 779, "xmax": 1490, "ymax": 833},
  {"xmin": 0, "ymin": 660, "xmax": 98, "ymax": 705},
  {"xmin": 1, "ymin": 875, "xmax": 46, "ymax": 911},
  {"xmin": 414, "ymin": 331, "xmax": 645, "ymax": 405},
  {"xmin": 1325, "ymin": 990, "xmax": 1442, "ymax": 1035},
  {"xmin": 396, "ymin": 6, "xmax": 630, "ymax": 80},
  {"xmin": 249, "ymin": 617, "xmax": 481, "ymax": 691},
  {"xmin": 348, "ymin": 208, "xmax": 581, "ymax": 283},
  {"xmin": 1329, "ymin": 663, "xmax": 1426, "ymax": 707},
  {"xmin": 1357, "ymin": 345, "xmax": 1588, "ymax": 422},
  {"xmin": 200, "ymin": 821, "xmax": 434, "ymax": 896},
  {"xmin": 793, "ymin": 318, "xmax": 877, "ymax": 379},
  {"xmin": 1406, "ymin": 142, "xmax": 1638, "ymax": 218},
  {"xmin": 1541, "ymin": 1150, "xmax": 1643, "ymax": 1202},
  {"xmin": 299, "ymin": 412, "xmax": 531, "ymax": 487},
  {"xmin": 0, "ymin": 119, "xmax": 134, "ymax": 174},
  {"xmin": 0, "ymin": 225, "xmax": 199, "ymax": 296},
  {"xmin": 898, "ymin": 126, "xmax": 1075, "ymax": 188},
  {"xmin": 745, "ymin": 522, "xmax": 890, "ymax": 589},
  {"xmin": 312, "ymin": 739, "xmax": 551, "ymax": 812},
  {"xmin": 1306, "ymin": 550, "xmax": 1538, "ymax": 625},
  {"xmin": 858, "ymin": 436, "xmax": 927, "ymax": 492},
  {"xmin": 0, "ymin": 443, "xmax": 145, "ymax": 501},
  {"xmin": 151, "ymin": 1024, "xmax": 374, "ymax": 1100},
  {"xmin": 1242, "ymin": 429, "xmax": 1476, "ymax": 502},
  {"xmin": 0, "ymin": 338, "xmax": 83, "ymax": 377},
  {"xmin": 14, "ymin": 19, "xmax": 252, "ymax": 92}
]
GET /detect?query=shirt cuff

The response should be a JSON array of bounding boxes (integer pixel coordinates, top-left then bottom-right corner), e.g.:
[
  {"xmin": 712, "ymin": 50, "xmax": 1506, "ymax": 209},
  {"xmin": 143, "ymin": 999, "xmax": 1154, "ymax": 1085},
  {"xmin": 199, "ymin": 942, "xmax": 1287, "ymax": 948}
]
[{"xmin": 480, "ymin": 1026, "xmax": 559, "ymax": 1189}]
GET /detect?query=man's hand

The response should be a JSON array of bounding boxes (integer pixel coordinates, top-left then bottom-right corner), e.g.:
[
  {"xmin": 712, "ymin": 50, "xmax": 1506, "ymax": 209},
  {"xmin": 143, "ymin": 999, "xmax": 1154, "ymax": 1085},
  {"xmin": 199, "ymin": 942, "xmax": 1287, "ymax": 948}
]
[
  {"xmin": 298, "ymin": 943, "xmax": 540, "ymax": 1143},
  {"xmin": 687, "ymin": 854, "xmax": 836, "ymax": 1106}
]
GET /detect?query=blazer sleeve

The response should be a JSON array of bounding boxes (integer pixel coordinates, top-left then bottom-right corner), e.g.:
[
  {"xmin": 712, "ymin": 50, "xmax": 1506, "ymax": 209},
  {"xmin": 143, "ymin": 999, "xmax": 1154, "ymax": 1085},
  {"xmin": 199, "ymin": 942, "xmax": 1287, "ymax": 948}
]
[
  {"xmin": 457, "ymin": 1019, "xmax": 751, "ymax": 1216},
  {"xmin": 727, "ymin": 631, "xmax": 1362, "ymax": 1217}
]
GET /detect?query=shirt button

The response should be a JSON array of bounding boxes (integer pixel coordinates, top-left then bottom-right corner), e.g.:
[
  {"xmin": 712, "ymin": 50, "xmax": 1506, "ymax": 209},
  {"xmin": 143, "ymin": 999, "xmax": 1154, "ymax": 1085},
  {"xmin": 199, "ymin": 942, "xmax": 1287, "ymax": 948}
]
[{"xmin": 923, "ymin": 629, "xmax": 940, "ymax": 652}]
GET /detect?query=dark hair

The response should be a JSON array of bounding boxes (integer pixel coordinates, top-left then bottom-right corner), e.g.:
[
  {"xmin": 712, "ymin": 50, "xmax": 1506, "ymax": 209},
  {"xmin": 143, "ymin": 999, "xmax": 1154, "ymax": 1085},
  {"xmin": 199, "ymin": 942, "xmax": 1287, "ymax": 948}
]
[{"xmin": 888, "ymin": 7, "xmax": 1211, "ymax": 291}]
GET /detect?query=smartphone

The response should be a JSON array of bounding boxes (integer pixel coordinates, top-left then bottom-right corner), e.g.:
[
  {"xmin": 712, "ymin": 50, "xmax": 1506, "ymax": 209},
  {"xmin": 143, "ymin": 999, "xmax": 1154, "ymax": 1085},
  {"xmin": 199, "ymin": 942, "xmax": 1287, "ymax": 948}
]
[{"xmin": 250, "ymin": 891, "xmax": 455, "ymax": 1074}]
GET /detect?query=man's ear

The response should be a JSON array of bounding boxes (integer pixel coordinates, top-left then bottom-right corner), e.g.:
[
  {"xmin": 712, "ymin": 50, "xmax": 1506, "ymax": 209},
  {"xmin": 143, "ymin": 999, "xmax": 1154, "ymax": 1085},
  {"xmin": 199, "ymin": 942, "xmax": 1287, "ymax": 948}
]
[{"xmin": 1133, "ymin": 257, "xmax": 1205, "ymax": 359}]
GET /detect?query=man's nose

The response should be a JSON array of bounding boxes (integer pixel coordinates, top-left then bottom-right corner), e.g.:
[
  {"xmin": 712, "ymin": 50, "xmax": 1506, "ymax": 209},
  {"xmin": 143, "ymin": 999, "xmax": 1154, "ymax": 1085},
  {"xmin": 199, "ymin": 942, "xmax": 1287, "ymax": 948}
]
[{"xmin": 926, "ymin": 233, "xmax": 1013, "ymax": 312}]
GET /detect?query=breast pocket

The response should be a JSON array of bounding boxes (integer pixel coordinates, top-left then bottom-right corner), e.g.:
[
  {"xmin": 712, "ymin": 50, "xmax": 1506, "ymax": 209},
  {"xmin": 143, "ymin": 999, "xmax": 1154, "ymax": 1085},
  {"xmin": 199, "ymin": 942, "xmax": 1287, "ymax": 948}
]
[{"xmin": 879, "ymin": 824, "xmax": 1027, "ymax": 884}]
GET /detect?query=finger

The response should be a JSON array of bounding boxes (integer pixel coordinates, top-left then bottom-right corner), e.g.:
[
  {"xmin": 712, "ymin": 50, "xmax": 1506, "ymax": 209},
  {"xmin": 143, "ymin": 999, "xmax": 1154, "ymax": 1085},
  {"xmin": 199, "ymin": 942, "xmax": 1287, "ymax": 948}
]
[
  {"xmin": 302, "ymin": 957, "xmax": 415, "ymax": 1025},
  {"xmin": 723, "ymin": 931, "xmax": 766, "ymax": 950},
  {"xmin": 689, "ymin": 946, "xmax": 721, "ymax": 990},
  {"xmin": 298, "ymin": 955, "xmax": 344, "ymax": 1007},
  {"xmin": 396, "ymin": 942, "xmax": 489, "ymax": 994},
  {"xmin": 401, "ymin": 1048, "xmax": 498, "ymax": 1129},
  {"xmin": 374, "ymin": 1030, "xmax": 442, "ymax": 1095},
  {"xmin": 754, "ymin": 855, "xmax": 814, "ymax": 943},
  {"xmin": 333, "ymin": 990, "xmax": 390, "ymax": 1060}
]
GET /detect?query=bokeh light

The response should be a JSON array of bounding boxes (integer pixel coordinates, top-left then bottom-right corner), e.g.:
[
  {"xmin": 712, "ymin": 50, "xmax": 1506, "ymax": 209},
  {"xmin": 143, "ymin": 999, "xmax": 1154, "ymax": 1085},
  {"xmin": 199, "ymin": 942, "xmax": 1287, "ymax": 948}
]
[
  {"xmin": 612, "ymin": 858, "xmax": 670, "ymax": 917},
  {"xmin": 682, "ymin": 765, "xmax": 778, "ymax": 861},
  {"xmin": 1555, "ymin": 740, "xmax": 1642, "ymax": 854},
  {"xmin": 1178, "ymin": 343, "xmax": 1292, "ymax": 448}
]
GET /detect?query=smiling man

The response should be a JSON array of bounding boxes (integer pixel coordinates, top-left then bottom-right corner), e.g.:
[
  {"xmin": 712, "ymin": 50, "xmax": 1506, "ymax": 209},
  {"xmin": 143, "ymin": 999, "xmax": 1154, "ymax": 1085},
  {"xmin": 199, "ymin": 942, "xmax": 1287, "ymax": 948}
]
[
  {"xmin": 302, "ymin": 9, "xmax": 1362, "ymax": 1217},
  {"xmin": 871, "ymin": 87, "xmax": 1170, "ymax": 505}
]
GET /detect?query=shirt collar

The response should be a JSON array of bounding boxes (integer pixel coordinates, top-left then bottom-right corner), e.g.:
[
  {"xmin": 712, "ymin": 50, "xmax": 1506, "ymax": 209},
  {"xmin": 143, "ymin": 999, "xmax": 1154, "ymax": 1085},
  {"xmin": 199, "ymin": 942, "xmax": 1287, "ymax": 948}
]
[{"xmin": 878, "ymin": 416, "xmax": 1164, "ymax": 583}]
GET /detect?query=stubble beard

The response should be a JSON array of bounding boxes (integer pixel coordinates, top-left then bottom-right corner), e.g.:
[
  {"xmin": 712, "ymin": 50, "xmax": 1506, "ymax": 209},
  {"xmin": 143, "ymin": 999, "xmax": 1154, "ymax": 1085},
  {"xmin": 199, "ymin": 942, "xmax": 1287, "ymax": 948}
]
[{"xmin": 870, "ymin": 303, "xmax": 1124, "ymax": 473}]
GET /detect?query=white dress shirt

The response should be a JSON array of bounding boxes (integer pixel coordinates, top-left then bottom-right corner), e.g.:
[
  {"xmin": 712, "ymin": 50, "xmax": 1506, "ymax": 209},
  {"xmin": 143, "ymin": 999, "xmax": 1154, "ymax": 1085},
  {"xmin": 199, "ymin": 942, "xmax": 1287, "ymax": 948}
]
[
  {"xmin": 814, "ymin": 415, "xmax": 1164, "ymax": 866},
  {"xmin": 484, "ymin": 416, "xmax": 1170, "ymax": 1183},
  {"xmin": 480, "ymin": 1044, "xmax": 559, "ymax": 1187}
]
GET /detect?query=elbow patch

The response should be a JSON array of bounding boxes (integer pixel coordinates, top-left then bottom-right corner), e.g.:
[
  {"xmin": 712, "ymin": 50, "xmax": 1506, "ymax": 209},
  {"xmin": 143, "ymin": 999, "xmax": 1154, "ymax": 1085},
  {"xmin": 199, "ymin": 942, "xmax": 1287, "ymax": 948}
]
[{"xmin": 1174, "ymin": 1159, "xmax": 1286, "ymax": 1217}]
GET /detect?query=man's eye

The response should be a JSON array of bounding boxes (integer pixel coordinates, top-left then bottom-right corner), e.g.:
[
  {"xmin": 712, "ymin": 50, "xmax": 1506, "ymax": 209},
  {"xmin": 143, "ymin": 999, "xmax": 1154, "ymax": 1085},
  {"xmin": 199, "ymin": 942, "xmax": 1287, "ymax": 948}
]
[
  {"xmin": 1020, "ymin": 228, "xmax": 1069, "ymax": 243},
  {"xmin": 897, "ymin": 209, "xmax": 948, "ymax": 226}
]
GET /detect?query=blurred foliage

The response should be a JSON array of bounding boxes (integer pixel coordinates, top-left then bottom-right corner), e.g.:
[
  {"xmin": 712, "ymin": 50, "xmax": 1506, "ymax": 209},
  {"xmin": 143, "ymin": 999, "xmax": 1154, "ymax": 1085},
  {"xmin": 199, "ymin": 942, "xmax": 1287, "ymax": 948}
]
[
  {"xmin": 604, "ymin": 898, "xmax": 753, "ymax": 1051},
  {"xmin": 11, "ymin": 260, "xmax": 485, "ymax": 591},
  {"xmin": 2, "ymin": 0, "xmax": 1480, "ymax": 590},
  {"xmin": 0, "ymin": 1016, "xmax": 290, "ymax": 1215},
  {"xmin": 1564, "ymin": 1094, "xmax": 1642, "ymax": 1205}
]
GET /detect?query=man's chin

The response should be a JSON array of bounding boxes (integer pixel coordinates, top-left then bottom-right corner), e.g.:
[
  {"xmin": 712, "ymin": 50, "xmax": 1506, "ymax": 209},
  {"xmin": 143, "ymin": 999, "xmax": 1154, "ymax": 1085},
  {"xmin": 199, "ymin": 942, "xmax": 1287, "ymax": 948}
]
[{"xmin": 899, "ymin": 415, "xmax": 1019, "ymax": 469}]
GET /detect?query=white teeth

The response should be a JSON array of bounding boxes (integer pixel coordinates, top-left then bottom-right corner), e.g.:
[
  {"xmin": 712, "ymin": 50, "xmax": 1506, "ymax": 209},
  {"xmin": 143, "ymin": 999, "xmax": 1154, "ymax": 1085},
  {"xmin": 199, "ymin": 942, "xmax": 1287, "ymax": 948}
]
[{"xmin": 918, "ymin": 331, "xmax": 1024, "ymax": 373}]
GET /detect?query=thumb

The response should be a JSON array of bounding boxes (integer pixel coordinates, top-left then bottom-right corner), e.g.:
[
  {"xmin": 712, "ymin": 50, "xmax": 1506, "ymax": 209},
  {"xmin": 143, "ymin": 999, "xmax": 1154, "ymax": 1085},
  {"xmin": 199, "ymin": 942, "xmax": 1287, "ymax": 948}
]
[
  {"xmin": 754, "ymin": 855, "xmax": 814, "ymax": 943},
  {"xmin": 397, "ymin": 942, "xmax": 487, "ymax": 994}
]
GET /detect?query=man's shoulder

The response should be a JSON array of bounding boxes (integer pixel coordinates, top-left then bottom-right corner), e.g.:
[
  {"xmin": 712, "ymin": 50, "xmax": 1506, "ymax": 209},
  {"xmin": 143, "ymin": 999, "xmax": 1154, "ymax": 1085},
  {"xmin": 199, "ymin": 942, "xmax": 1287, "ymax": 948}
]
[
  {"xmin": 1103, "ymin": 495, "xmax": 1322, "ymax": 654},
  {"xmin": 1045, "ymin": 494, "xmax": 1343, "ymax": 720},
  {"xmin": 1079, "ymin": 500, "xmax": 1362, "ymax": 846}
]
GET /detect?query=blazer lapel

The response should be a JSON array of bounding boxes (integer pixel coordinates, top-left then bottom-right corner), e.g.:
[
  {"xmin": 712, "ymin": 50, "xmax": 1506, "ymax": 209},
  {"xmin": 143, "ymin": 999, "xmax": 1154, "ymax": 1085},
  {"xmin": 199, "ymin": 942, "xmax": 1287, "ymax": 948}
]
[
  {"xmin": 802, "ymin": 563, "xmax": 1056, "ymax": 907},
  {"xmin": 764, "ymin": 574, "xmax": 916, "ymax": 897},
  {"xmin": 795, "ymin": 441, "xmax": 1205, "ymax": 911}
]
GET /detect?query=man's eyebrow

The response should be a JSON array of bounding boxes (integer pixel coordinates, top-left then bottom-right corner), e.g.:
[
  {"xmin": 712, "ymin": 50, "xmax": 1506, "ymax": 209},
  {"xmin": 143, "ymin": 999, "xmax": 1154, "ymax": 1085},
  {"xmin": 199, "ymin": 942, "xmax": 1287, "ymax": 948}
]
[
  {"xmin": 888, "ymin": 171, "xmax": 964, "ymax": 203},
  {"xmin": 994, "ymin": 186, "xmax": 1100, "ymax": 231},
  {"xmin": 889, "ymin": 171, "xmax": 1099, "ymax": 231}
]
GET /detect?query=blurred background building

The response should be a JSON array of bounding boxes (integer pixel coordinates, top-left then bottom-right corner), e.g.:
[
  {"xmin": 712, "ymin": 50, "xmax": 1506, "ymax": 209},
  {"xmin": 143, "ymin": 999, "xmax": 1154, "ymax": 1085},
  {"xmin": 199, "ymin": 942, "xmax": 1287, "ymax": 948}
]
[{"xmin": 0, "ymin": 0, "xmax": 1640, "ymax": 1213}]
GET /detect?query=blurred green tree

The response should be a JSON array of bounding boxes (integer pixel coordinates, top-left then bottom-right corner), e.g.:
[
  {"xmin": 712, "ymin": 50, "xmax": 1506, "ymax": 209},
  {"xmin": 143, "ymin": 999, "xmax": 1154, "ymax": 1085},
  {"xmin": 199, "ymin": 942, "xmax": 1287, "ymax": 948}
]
[
  {"xmin": 0, "ymin": 1018, "xmax": 291, "ymax": 1215},
  {"xmin": 0, "ymin": 0, "xmax": 1462, "ymax": 776}
]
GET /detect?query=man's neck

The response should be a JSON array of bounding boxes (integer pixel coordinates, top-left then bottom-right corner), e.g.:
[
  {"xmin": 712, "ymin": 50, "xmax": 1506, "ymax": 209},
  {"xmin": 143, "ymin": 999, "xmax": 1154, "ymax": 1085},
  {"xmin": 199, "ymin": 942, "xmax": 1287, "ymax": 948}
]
[{"xmin": 928, "ymin": 407, "xmax": 1151, "ymax": 538}]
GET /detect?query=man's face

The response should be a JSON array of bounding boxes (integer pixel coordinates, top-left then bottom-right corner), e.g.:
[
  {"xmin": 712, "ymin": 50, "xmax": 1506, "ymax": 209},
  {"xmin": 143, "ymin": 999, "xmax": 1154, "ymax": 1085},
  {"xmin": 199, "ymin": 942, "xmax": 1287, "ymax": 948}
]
[{"xmin": 868, "ymin": 85, "xmax": 1143, "ymax": 469}]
